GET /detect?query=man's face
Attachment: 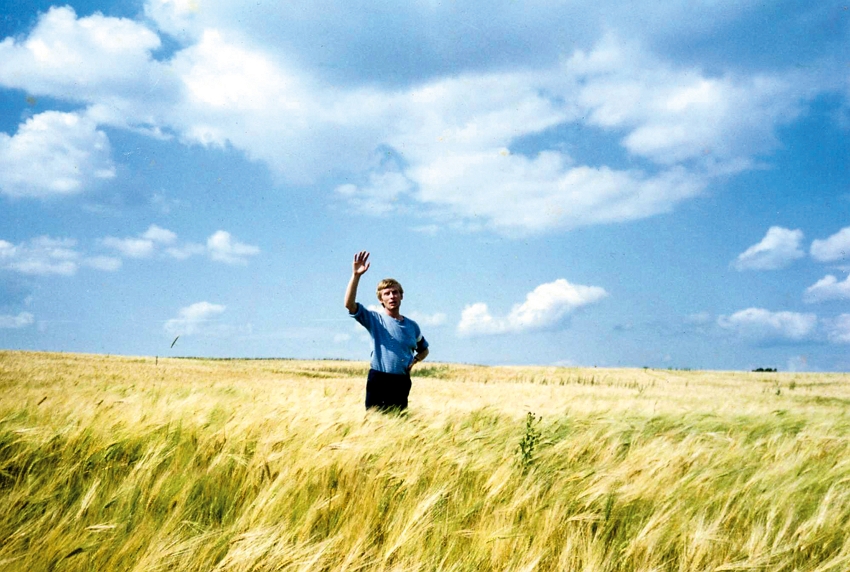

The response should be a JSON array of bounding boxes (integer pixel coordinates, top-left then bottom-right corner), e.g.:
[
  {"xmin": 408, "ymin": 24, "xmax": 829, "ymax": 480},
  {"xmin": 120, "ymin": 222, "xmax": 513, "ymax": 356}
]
[{"xmin": 380, "ymin": 286, "xmax": 402, "ymax": 310}]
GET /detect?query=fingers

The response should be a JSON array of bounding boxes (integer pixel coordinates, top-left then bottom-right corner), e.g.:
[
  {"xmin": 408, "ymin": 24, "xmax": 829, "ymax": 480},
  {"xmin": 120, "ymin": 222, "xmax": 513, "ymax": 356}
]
[
  {"xmin": 354, "ymin": 251, "xmax": 370, "ymax": 264},
  {"xmin": 353, "ymin": 251, "xmax": 371, "ymax": 273}
]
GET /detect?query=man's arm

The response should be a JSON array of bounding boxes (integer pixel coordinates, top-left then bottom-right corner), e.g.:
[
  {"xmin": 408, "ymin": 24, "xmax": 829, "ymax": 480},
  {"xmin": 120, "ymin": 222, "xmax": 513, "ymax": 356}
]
[
  {"xmin": 409, "ymin": 347, "xmax": 429, "ymax": 370},
  {"xmin": 344, "ymin": 251, "xmax": 370, "ymax": 314}
]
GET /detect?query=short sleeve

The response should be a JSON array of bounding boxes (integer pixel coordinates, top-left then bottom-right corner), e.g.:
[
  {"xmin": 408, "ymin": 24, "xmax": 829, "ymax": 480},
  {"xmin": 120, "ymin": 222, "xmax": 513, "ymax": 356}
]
[
  {"xmin": 416, "ymin": 322, "xmax": 429, "ymax": 351},
  {"xmin": 350, "ymin": 302, "xmax": 374, "ymax": 331}
]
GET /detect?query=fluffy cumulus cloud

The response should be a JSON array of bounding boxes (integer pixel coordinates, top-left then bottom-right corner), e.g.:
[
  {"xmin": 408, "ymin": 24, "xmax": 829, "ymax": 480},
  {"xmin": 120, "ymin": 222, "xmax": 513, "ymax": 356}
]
[
  {"xmin": 0, "ymin": 5, "xmax": 837, "ymax": 232},
  {"xmin": 733, "ymin": 227, "xmax": 805, "ymax": 271},
  {"xmin": 206, "ymin": 231, "xmax": 260, "ymax": 264},
  {"xmin": 0, "ymin": 7, "xmax": 162, "ymax": 100},
  {"xmin": 164, "ymin": 301, "xmax": 226, "ymax": 335},
  {"xmin": 100, "ymin": 226, "xmax": 258, "ymax": 264},
  {"xmin": 101, "ymin": 224, "xmax": 177, "ymax": 258},
  {"xmin": 804, "ymin": 274, "xmax": 850, "ymax": 304},
  {"xmin": 458, "ymin": 279, "xmax": 608, "ymax": 336},
  {"xmin": 810, "ymin": 227, "xmax": 850, "ymax": 263},
  {"xmin": 717, "ymin": 308, "xmax": 817, "ymax": 343},
  {"xmin": 0, "ymin": 312, "xmax": 34, "ymax": 328},
  {"xmin": 0, "ymin": 111, "xmax": 115, "ymax": 198}
]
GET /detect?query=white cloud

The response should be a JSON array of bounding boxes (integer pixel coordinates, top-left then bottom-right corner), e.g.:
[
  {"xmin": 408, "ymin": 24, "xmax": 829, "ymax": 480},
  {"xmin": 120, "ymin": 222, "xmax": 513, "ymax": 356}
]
[
  {"xmin": 804, "ymin": 274, "xmax": 850, "ymax": 304},
  {"xmin": 101, "ymin": 236, "xmax": 156, "ymax": 258},
  {"xmin": 458, "ymin": 279, "xmax": 608, "ymax": 336},
  {"xmin": 733, "ymin": 227, "xmax": 805, "ymax": 271},
  {"xmin": 716, "ymin": 308, "xmax": 817, "ymax": 342},
  {"xmin": 3, "ymin": 228, "xmax": 253, "ymax": 276},
  {"xmin": 101, "ymin": 224, "xmax": 178, "ymax": 258},
  {"xmin": 100, "ymin": 225, "xmax": 250, "ymax": 263},
  {"xmin": 98, "ymin": 227, "xmax": 259, "ymax": 264},
  {"xmin": 0, "ymin": 236, "xmax": 80, "ymax": 275},
  {"xmin": 165, "ymin": 243, "xmax": 206, "ymax": 260},
  {"xmin": 142, "ymin": 224, "xmax": 178, "ymax": 244},
  {"xmin": 0, "ymin": 111, "xmax": 115, "ymax": 198},
  {"xmin": 407, "ymin": 311, "xmax": 447, "ymax": 327},
  {"xmin": 335, "ymin": 171, "xmax": 415, "ymax": 216},
  {"xmin": 0, "ymin": 7, "xmax": 162, "ymax": 100},
  {"xmin": 0, "ymin": 312, "xmax": 34, "ymax": 329},
  {"xmin": 410, "ymin": 152, "xmax": 706, "ymax": 235},
  {"xmin": 810, "ymin": 227, "xmax": 850, "ymax": 263},
  {"xmin": 82, "ymin": 256, "xmax": 122, "ymax": 271},
  {"xmin": 333, "ymin": 333, "xmax": 351, "ymax": 343},
  {"xmin": 160, "ymin": 28, "xmax": 374, "ymax": 182},
  {"xmin": 138, "ymin": 0, "xmax": 812, "ymax": 89},
  {"xmin": 206, "ymin": 231, "xmax": 260, "ymax": 264},
  {"xmin": 0, "ymin": 7, "xmax": 835, "ymax": 235},
  {"xmin": 164, "ymin": 301, "xmax": 226, "ymax": 335},
  {"xmin": 825, "ymin": 314, "xmax": 850, "ymax": 344},
  {"xmin": 567, "ymin": 35, "xmax": 811, "ymax": 168},
  {"xmin": 0, "ymin": 236, "xmax": 127, "ymax": 275},
  {"xmin": 685, "ymin": 312, "xmax": 712, "ymax": 325}
]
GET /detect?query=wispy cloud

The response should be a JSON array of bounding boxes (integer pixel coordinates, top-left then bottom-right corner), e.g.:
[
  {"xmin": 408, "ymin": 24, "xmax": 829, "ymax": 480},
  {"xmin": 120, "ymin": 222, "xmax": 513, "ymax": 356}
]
[
  {"xmin": 717, "ymin": 308, "xmax": 817, "ymax": 343},
  {"xmin": 733, "ymin": 227, "xmax": 805, "ymax": 271},
  {"xmin": 825, "ymin": 314, "xmax": 850, "ymax": 344},
  {"xmin": 458, "ymin": 279, "xmax": 608, "ymax": 336},
  {"xmin": 0, "ymin": 237, "xmax": 79, "ymax": 276},
  {"xmin": 164, "ymin": 301, "xmax": 226, "ymax": 336},
  {"xmin": 406, "ymin": 311, "xmax": 447, "ymax": 327},
  {"xmin": 0, "ymin": 312, "xmax": 34, "ymax": 329},
  {"xmin": 82, "ymin": 256, "xmax": 122, "ymax": 271},
  {"xmin": 335, "ymin": 171, "xmax": 414, "ymax": 217},
  {"xmin": 0, "ymin": 236, "xmax": 125, "ymax": 276},
  {"xmin": 165, "ymin": 243, "xmax": 206, "ymax": 260}
]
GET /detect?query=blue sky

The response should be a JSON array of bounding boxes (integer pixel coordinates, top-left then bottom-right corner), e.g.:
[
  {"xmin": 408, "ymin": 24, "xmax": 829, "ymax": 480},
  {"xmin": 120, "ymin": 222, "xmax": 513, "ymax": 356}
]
[{"xmin": 0, "ymin": 0, "xmax": 848, "ymax": 371}]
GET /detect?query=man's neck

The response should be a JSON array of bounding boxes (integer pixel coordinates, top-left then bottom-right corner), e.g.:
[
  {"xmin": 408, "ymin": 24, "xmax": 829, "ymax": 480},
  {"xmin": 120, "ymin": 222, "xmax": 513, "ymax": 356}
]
[{"xmin": 384, "ymin": 308, "xmax": 402, "ymax": 320}]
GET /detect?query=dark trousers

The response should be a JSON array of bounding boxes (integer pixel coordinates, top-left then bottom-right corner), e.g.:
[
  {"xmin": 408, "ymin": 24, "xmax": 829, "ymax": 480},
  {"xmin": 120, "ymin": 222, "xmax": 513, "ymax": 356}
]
[{"xmin": 365, "ymin": 369, "xmax": 412, "ymax": 411}]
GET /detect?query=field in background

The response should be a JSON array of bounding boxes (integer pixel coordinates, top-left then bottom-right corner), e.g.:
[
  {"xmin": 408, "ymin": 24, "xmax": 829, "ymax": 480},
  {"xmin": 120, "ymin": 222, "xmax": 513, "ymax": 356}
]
[{"xmin": 1, "ymin": 351, "xmax": 849, "ymax": 571}]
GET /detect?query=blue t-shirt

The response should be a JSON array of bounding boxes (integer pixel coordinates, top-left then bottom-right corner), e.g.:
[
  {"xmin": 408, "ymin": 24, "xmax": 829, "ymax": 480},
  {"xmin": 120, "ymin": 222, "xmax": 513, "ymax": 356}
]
[{"xmin": 350, "ymin": 303, "xmax": 428, "ymax": 374}]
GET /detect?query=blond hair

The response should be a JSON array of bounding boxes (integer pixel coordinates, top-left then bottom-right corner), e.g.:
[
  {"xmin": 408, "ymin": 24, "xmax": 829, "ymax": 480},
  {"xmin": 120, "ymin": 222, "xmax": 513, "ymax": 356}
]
[{"xmin": 376, "ymin": 278, "xmax": 403, "ymax": 302}]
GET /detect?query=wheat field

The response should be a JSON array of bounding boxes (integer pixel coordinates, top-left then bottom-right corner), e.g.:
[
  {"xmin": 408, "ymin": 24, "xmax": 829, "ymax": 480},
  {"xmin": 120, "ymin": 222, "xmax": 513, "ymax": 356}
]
[{"xmin": 1, "ymin": 350, "xmax": 849, "ymax": 571}]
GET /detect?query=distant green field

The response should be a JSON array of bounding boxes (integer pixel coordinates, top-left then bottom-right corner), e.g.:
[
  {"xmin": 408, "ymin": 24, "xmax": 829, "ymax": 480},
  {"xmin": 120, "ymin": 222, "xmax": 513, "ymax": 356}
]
[{"xmin": 1, "ymin": 351, "xmax": 849, "ymax": 571}]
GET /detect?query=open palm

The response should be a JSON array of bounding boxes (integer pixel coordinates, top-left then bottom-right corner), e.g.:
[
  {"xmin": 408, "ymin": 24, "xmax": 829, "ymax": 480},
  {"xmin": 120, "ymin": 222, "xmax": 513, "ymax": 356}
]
[{"xmin": 353, "ymin": 251, "xmax": 371, "ymax": 276}]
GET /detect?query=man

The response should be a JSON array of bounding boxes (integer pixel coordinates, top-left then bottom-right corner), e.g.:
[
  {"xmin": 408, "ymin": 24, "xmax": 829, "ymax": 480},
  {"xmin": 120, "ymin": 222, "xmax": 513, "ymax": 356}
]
[{"xmin": 344, "ymin": 250, "xmax": 429, "ymax": 411}]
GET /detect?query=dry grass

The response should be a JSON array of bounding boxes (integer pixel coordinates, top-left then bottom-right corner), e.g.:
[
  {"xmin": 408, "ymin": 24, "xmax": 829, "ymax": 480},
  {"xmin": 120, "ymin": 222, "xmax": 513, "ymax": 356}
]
[{"xmin": 1, "ymin": 350, "xmax": 849, "ymax": 571}]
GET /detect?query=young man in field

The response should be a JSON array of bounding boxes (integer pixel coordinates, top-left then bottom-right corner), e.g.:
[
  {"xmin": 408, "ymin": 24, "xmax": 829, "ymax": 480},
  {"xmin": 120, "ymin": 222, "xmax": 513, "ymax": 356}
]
[{"xmin": 344, "ymin": 251, "xmax": 429, "ymax": 411}]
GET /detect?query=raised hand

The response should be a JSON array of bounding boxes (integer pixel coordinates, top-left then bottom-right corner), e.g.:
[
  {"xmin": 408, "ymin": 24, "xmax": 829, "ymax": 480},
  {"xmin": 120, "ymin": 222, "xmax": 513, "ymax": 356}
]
[{"xmin": 353, "ymin": 251, "xmax": 371, "ymax": 276}]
